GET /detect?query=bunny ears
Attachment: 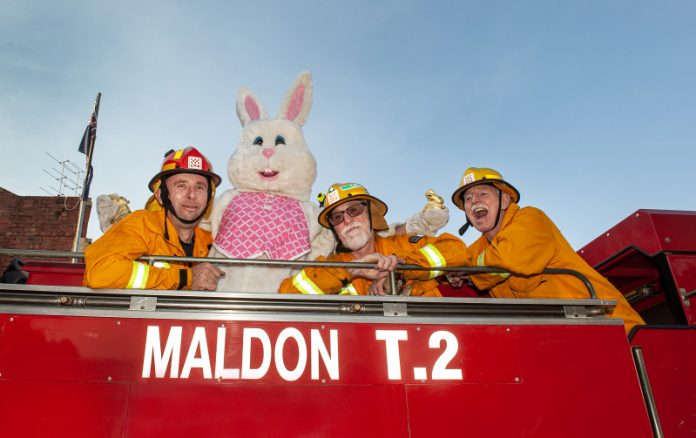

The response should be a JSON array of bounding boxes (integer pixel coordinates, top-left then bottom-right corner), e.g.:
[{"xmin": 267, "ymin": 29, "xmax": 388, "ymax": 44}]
[{"xmin": 236, "ymin": 71, "xmax": 314, "ymax": 127}]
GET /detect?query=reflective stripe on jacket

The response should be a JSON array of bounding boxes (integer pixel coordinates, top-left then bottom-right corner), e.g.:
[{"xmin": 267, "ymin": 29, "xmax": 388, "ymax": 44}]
[
  {"xmin": 468, "ymin": 203, "xmax": 645, "ymax": 334},
  {"xmin": 83, "ymin": 209, "xmax": 213, "ymax": 290},
  {"xmin": 279, "ymin": 233, "xmax": 468, "ymax": 296}
]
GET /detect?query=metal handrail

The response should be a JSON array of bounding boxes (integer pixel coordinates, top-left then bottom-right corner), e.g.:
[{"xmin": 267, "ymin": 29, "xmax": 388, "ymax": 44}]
[
  {"xmin": 0, "ymin": 248, "xmax": 596, "ymax": 298},
  {"xmin": 0, "ymin": 283, "xmax": 612, "ymax": 319}
]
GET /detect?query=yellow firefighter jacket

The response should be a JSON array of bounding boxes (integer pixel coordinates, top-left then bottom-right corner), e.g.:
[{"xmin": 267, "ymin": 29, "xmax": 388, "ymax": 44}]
[
  {"xmin": 83, "ymin": 209, "xmax": 213, "ymax": 290},
  {"xmin": 468, "ymin": 203, "xmax": 644, "ymax": 334},
  {"xmin": 279, "ymin": 233, "xmax": 469, "ymax": 296}
]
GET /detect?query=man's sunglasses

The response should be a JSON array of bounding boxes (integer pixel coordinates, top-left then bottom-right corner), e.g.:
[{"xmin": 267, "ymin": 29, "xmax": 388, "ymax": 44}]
[{"xmin": 328, "ymin": 202, "xmax": 368, "ymax": 226}]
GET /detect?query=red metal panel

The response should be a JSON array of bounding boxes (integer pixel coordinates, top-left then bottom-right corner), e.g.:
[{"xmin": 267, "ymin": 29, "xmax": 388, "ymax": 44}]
[
  {"xmin": 0, "ymin": 315, "xmax": 520, "ymax": 385},
  {"xmin": 579, "ymin": 210, "xmax": 661, "ymax": 266},
  {"xmin": 0, "ymin": 313, "xmax": 653, "ymax": 437},
  {"xmin": 578, "ymin": 210, "xmax": 696, "ymax": 266},
  {"xmin": 407, "ymin": 325, "xmax": 651, "ymax": 437},
  {"xmin": 584, "ymin": 246, "xmax": 661, "ymax": 293},
  {"xmin": 126, "ymin": 384, "xmax": 409, "ymax": 437},
  {"xmin": 577, "ymin": 210, "xmax": 696, "ymax": 324},
  {"xmin": 437, "ymin": 281, "xmax": 490, "ymax": 298},
  {"xmin": 0, "ymin": 380, "xmax": 129, "ymax": 438},
  {"xmin": 23, "ymin": 261, "xmax": 85, "ymax": 286},
  {"xmin": 649, "ymin": 211, "xmax": 696, "ymax": 253},
  {"xmin": 664, "ymin": 254, "xmax": 696, "ymax": 325},
  {"xmin": 630, "ymin": 327, "xmax": 696, "ymax": 437},
  {"xmin": 0, "ymin": 314, "xmax": 137, "ymax": 382}
]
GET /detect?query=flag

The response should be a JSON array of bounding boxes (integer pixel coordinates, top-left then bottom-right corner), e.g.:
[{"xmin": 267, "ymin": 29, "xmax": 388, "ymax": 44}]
[{"xmin": 78, "ymin": 113, "xmax": 97, "ymax": 155}]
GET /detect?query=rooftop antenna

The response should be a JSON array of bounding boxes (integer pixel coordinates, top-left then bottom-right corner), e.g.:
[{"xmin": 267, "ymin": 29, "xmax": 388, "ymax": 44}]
[{"xmin": 40, "ymin": 152, "xmax": 85, "ymax": 197}]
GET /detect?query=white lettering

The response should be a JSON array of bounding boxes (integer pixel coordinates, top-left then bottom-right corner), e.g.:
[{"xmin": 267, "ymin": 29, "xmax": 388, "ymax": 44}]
[
  {"xmin": 180, "ymin": 327, "xmax": 212, "ymax": 379},
  {"xmin": 375, "ymin": 330, "xmax": 408, "ymax": 380},
  {"xmin": 141, "ymin": 325, "xmax": 343, "ymax": 382},
  {"xmin": 142, "ymin": 326, "xmax": 182, "ymax": 378},
  {"xmin": 430, "ymin": 331, "xmax": 463, "ymax": 380},
  {"xmin": 241, "ymin": 328, "xmax": 271, "ymax": 379},
  {"xmin": 215, "ymin": 327, "xmax": 240, "ymax": 379},
  {"xmin": 275, "ymin": 328, "xmax": 307, "ymax": 381},
  {"xmin": 310, "ymin": 329, "xmax": 339, "ymax": 380}
]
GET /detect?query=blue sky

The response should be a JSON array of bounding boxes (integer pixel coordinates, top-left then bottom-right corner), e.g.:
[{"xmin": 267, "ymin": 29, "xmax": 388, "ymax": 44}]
[{"xmin": 2, "ymin": 0, "xmax": 695, "ymax": 248}]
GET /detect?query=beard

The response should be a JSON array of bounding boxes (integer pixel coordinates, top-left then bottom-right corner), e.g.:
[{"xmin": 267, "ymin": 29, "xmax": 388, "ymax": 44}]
[{"xmin": 339, "ymin": 222, "xmax": 372, "ymax": 251}]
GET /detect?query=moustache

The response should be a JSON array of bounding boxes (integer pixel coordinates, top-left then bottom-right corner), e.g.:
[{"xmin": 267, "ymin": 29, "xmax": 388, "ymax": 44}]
[{"xmin": 340, "ymin": 222, "xmax": 366, "ymax": 235}]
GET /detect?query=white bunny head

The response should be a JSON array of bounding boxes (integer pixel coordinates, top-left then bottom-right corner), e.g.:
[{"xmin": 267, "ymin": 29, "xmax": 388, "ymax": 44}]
[{"xmin": 228, "ymin": 71, "xmax": 317, "ymax": 201}]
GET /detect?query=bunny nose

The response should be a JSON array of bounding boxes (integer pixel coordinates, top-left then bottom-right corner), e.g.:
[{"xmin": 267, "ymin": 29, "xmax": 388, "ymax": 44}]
[{"xmin": 262, "ymin": 148, "xmax": 274, "ymax": 159}]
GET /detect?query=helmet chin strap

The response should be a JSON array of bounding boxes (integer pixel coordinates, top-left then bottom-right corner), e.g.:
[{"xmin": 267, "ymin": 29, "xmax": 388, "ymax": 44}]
[
  {"xmin": 458, "ymin": 187, "xmax": 503, "ymax": 236},
  {"xmin": 457, "ymin": 219, "xmax": 472, "ymax": 236},
  {"xmin": 160, "ymin": 176, "xmax": 213, "ymax": 227}
]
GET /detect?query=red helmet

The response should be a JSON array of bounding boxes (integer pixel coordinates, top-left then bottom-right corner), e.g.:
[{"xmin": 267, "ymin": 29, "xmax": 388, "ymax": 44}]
[{"xmin": 148, "ymin": 147, "xmax": 222, "ymax": 192}]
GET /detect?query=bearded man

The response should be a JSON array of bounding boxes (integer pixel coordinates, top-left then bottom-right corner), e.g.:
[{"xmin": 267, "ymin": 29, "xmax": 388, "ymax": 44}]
[{"xmin": 279, "ymin": 183, "xmax": 467, "ymax": 296}]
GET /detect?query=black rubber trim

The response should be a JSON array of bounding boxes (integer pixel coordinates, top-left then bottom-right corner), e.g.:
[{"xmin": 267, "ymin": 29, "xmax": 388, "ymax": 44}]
[
  {"xmin": 628, "ymin": 324, "xmax": 696, "ymax": 342},
  {"xmin": 178, "ymin": 269, "xmax": 188, "ymax": 290}
]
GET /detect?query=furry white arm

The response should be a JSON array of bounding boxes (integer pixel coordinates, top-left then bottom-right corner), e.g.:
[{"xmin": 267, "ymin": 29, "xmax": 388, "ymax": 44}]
[
  {"xmin": 96, "ymin": 194, "xmax": 119, "ymax": 233},
  {"xmin": 377, "ymin": 223, "xmax": 402, "ymax": 237},
  {"xmin": 304, "ymin": 202, "xmax": 336, "ymax": 259},
  {"xmin": 307, "ymin": 227, "xmax": 336, "ymax": 259},
  {"xmin": 404, "ymin": 207, "xmax": 450, "ymax": 236}
]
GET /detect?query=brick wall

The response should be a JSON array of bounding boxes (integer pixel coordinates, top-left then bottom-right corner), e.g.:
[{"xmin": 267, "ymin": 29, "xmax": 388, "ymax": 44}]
[{"xmin": 0, "ymin": 187, "xmax": 91, "ymax": 270}]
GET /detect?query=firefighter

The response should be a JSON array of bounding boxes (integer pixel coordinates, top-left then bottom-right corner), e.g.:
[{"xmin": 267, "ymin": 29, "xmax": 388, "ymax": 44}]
[
  {"xmin": 279, "ymin": 183, "xmax": 467, "ymax": 296},
  {"xmin": 451, "ymin": 167, "xmax": 645, "ymax": 334},
  {"xmin": 84, "ymin": 147, "xmax": 224, "ymax": 290}
]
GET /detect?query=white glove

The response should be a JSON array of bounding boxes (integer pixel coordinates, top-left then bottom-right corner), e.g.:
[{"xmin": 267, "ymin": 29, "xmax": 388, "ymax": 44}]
[
  {"xmin": 96, "ymin": 194, "xmax": 119, "ymax": 233},
  {"xmin": 405, "ymin": 207, "xmax": 449, "ymax": 236},
  {"xmin": 96, "ymin": 194, "xmax": 131, "ymax": 232}
]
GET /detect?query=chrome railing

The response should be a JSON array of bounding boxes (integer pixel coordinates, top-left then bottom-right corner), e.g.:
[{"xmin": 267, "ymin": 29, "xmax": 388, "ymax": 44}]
[{"xmin": 0, "ymin": 248, "xmax": 596, "ymax": 299}]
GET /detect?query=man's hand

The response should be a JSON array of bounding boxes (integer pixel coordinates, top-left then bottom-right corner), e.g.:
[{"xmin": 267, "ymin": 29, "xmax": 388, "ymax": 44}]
[
  {"xmin": 369, "ymin": 273, "xmax": 406, "ymax": 296},
  {"xmin": 347, "ymin": 253, "xmax": 402, "ymax": 280},
  {"xmin": 368, "ymin": 277, "xmax": 388, "ymax": 296},
  {"xmin": 191, "ymin": 262, "xmax": 224, "ymax": 291}
]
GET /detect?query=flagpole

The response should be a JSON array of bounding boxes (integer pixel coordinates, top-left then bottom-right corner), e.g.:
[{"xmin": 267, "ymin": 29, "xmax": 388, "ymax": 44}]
[{"xmin": 71, "ymin": 92, "xmax": 101, "ymax": 258}]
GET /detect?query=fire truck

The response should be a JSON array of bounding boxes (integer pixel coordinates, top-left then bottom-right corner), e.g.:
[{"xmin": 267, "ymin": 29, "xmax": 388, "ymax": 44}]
[{"xmin": 1, "ymin": 209, "xmax": 694, "ymax": 437}]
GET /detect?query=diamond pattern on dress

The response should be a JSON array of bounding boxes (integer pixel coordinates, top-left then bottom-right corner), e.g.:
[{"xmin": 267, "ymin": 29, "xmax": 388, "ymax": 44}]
[{"xmin": 214, "ymin": 192, "xmax": 311, "ymax": 260}]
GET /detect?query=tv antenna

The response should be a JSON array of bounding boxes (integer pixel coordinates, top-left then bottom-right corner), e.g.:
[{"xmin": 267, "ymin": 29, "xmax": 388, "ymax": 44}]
[{"xmin": 40, "ymin": 152, "xmax": 85, "ymax": 197}]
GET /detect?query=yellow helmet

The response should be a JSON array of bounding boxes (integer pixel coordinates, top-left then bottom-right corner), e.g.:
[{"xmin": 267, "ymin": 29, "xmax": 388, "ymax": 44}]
[
  {"xmin": 451, "ymin": 167, "xmax": 520, "ymax": 210},
  {"xmin": 317, "ymin": 183, "xmax": 389, "ymax": 231}
]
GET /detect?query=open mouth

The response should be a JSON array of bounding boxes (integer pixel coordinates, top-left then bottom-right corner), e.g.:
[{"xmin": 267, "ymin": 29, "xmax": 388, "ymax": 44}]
[
  {"xmin": 473, "ymin": 207, "xmax": 488, "ymax": 219},
  {"xmin": 259, "ymin": 168, "xmax": 279, "ymax": 180}
]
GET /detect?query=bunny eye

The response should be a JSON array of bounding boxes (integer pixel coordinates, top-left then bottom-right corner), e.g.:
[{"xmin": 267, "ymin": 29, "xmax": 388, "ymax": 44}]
[
  {"xmin": 275, "ymin": 135, "xmax": 286, "ymax": 146},
  {"xmin": 253, "ymin": 136, "xmax": 263, "ymax": 146}
]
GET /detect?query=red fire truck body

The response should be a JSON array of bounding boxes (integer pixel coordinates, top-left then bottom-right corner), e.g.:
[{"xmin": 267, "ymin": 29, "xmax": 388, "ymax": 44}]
[{"xmin": 1, "ymin": 209, "xmax": 695, "ymax": 437}]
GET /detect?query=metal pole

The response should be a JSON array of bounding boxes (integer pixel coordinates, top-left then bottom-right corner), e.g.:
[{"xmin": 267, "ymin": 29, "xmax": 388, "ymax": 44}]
[
  {"xmin": 389, "ymin": 271, "xmax": 398, "ymax": 295},
  {"xmin": 71, "ymin": 93, "xmax": 101, "ymax": 258},
  {"xmin": 632, "ymin": 346, "xmax": 663, "ymax": 438}
]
